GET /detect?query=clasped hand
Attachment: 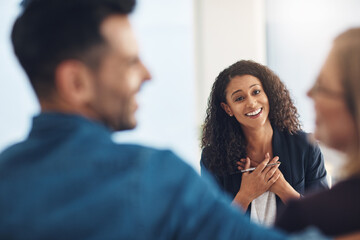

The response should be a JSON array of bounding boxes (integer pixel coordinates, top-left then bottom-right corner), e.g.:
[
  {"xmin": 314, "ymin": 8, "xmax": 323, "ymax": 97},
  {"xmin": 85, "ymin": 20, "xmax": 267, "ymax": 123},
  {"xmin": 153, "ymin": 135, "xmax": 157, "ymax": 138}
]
[
  {"xmin": 233, "ymin": 153, "xmax": 299, "ymax": 210},
  {"xmin": 238, "ymin": 153, "xmax": 280, "ymax": 198}
]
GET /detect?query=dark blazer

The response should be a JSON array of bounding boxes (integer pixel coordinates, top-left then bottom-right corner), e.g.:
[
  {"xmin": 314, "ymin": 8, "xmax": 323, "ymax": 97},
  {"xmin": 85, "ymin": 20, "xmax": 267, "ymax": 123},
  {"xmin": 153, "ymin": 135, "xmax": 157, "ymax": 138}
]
[
  {"xmin": 201, "ymin": 128, "xmax": 329, "ymax": 215},
  {"xmin": 275, "ymin": 177, "xmax": 360, "ymax": 236}
]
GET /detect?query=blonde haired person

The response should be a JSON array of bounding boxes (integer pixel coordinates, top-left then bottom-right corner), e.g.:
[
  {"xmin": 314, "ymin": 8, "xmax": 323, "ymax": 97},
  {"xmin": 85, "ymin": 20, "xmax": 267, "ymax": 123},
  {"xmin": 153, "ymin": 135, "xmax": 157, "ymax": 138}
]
[{"xmin": 275, "ymin": 28, "xmax": 360, "ymax": 236}]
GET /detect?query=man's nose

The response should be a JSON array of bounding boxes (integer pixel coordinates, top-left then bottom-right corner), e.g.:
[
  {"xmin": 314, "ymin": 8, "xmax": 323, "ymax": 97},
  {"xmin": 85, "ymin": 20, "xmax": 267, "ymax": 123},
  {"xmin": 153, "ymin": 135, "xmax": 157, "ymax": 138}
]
[{"xmin": 141, "ymin": 61, "xmax": 152, "ymax": 82}]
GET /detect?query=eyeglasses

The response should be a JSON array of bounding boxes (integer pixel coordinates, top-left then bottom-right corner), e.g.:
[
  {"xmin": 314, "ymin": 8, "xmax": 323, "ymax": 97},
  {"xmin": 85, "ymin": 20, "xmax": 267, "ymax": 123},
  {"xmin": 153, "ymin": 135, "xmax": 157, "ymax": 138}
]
[{"xmin": 308, "ymin": 81, "xmax": 344, "ymax": 99}]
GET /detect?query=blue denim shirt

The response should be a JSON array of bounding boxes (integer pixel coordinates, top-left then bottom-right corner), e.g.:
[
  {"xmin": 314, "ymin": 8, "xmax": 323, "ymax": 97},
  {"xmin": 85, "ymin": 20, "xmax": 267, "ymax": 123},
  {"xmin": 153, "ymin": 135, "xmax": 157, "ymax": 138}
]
[{"xmin": 0, "ymin": 113, "xmax": 328, "ymax": 240}]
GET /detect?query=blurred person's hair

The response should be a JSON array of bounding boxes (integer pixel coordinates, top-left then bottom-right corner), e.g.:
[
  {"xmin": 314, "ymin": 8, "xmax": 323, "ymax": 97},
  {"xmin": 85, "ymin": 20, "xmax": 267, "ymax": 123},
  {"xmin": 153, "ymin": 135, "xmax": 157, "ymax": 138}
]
[
  {"xmin": 334, "ymin": 27, "xmax": 360, "ymax": 177},
  {"xmin": 11, "ymin": 0, "xmax": 136, "ymax": 99},
  {"xmin": 201, "ymin": 60, "xmax": 301, "ymax": 175}
]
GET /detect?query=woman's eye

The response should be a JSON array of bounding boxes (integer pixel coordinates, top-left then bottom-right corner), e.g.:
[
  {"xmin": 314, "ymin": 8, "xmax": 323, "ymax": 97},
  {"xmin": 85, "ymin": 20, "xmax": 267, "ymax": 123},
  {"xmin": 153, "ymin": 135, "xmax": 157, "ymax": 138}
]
[
  {"xmin": 253, "ymin": 90, "xmax": 261, "ymax": 95},
  {"xmin": 235, "ymin": 96, "xmax": 244, "ymax": 102}
]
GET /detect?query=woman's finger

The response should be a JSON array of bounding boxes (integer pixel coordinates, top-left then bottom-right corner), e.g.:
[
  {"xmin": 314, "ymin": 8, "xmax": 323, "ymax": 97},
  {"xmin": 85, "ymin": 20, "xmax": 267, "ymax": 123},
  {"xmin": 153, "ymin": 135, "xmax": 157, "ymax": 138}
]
[
  {"xmin": 267, "ymin": 170, "xmax": 281, "ymax": 186},
  {"xmin": 253, "ymin": 153, "xmax": 270, "ymax": 173},
  {"xmin": 236, "ymin": 159, "xmax": 246, "ymax": 165},
  {"xmin": 237, "ymin": 165, "xmax": 245, "ymax": 170},
  {"xmin": 242, "ymin": 157, "xmax": 251, "ymax": 174},
  {"xmin": 263, "ymin": 156, "xmax": 280, "ymax": 175},
  {"xmin": 269, "ymin": 156, "xmax": 279, "ymax": 164},
  {"xmin": 265, "ymin": 164, "xmax": 280, "ymax": 180}
]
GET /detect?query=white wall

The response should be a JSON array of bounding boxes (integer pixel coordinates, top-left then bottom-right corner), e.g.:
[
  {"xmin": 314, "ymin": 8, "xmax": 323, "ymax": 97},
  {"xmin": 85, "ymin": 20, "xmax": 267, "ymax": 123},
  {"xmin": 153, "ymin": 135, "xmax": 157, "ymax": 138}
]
[
  {"xmin": 194, "ymin": 0, "xmax": 266, "ymax": 128},
  {"xmin": 0, "ymin": 1, "xmax": 40, "ymax": 151},
  {"xmin": 266, "ymin": 0, "xmax": 360, "ymax": 133},
  {"xmin": 0, "ymin": 0, "xmax": 199, "ymax": 171},
  {"xmin": 266, "ymin": 0, "xmax": 360, "ymax": 182}
]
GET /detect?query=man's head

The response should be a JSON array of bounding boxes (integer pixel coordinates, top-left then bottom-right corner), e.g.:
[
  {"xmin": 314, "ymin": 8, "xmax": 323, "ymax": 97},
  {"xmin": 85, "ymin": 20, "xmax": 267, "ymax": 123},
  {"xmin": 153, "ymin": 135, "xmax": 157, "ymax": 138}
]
[{"xmin": 12, "ymin": 0, "xmax": 151, "ymax": 130}]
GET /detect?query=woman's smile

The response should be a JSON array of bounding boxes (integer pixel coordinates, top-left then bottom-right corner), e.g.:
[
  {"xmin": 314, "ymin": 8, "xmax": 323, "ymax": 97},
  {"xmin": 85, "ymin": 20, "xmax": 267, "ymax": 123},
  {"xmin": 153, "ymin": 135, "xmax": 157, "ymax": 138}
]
[{"xmin": 245, "ymin": 107, "xmax": 263, "ymax": 118}]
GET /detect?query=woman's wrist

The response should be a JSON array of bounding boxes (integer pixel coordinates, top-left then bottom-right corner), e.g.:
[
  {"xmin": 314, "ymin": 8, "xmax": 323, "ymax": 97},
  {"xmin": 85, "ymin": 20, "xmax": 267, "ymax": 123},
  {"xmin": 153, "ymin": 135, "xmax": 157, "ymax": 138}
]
[
  {"xmin": 277, "ymin": 183, "xmax": 300, "ymax": 203},
  {"xmin": 232, "ymin": 191, "xmax": 252, "ymax": 211}
]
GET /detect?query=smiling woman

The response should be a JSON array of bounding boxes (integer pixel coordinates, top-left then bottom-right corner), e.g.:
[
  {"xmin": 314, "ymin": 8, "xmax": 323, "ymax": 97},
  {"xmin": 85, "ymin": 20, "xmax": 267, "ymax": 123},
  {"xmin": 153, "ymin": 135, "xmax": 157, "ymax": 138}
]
[
  {"xmin": 200, "ymin": 60, "xmax": 329, "ymax": 226},
  {"xmin": 220, "ymin": 74, "xmax": 271, "ymax": 129}
]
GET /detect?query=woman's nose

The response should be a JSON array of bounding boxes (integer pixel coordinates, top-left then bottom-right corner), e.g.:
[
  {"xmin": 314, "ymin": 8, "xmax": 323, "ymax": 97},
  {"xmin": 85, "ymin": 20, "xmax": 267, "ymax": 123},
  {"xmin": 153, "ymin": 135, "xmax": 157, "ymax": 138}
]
[{"xmin": 247, "ymin": 96, "xmax": 257, "ymax": 107}]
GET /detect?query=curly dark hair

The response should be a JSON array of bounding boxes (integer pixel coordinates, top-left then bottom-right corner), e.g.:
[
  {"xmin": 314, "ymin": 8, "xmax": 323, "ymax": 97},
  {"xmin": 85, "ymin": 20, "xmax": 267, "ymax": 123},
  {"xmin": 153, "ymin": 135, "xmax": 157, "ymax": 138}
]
[{"xmin": 201, "ymin": 60, "xmax": 301, "ymax": 175}]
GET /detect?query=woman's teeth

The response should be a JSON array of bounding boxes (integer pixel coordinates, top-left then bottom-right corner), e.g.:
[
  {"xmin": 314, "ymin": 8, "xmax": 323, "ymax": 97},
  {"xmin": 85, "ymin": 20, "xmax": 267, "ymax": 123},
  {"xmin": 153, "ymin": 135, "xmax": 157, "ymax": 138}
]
[{"xmin": 246, "ymin": 108, "xmax": 262, "ymax": 116}]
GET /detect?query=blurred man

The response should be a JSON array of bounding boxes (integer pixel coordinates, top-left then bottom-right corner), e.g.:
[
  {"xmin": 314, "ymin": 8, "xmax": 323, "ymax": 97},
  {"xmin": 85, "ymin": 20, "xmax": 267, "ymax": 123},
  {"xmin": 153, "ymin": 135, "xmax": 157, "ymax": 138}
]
[{"xmin": 0, "ymin": 0, "xmax": 330, "ymax": 239}]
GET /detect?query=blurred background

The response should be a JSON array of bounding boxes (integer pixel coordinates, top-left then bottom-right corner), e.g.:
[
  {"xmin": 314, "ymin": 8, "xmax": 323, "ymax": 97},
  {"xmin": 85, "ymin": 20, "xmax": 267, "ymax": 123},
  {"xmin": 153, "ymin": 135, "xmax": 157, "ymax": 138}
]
[{"xmin": 1, "ymin": 0, "xmax": 359, "ymax": 183}]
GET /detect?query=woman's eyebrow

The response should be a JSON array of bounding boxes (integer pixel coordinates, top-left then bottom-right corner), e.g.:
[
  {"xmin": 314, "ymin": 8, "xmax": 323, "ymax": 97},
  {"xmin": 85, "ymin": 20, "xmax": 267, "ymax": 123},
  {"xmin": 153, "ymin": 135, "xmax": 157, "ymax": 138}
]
[
  {"xmin": 231, "ymin": 84, "xmax": 260, "ymax": 97},
  {"xmin": 231, "ymin": 89, "xmax": 242, "ymax": 97},
  {"xmin": 249, "ymin": 83, "xmax": 260, "ymax": 88}
]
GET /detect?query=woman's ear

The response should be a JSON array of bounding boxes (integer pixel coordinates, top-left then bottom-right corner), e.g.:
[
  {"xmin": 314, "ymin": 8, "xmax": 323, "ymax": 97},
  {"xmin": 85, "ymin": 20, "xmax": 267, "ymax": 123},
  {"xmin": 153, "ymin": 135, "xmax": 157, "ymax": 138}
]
[{"xmin": 221, "ymin": 102, "xmax": 233, "ymax": 117}]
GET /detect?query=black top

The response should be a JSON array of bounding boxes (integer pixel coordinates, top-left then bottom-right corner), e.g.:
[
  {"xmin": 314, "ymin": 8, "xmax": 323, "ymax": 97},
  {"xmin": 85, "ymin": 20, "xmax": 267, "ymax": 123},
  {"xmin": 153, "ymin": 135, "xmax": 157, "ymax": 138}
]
[
  {"xmin": 201, "ymin": 128, "xmax": 329, "ymax": 215},
  {"xmin": 275, "ymin": 176, "xmax": 360, "ymax": 236}
]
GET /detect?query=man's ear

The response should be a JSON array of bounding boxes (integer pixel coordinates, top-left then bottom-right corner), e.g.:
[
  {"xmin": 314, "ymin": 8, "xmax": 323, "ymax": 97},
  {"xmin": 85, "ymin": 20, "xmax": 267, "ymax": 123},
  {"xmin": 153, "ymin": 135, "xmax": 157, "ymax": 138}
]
[
  {"xmin": 220, "ymin": 102, "xmax": 233, "ymax": 117},
  {"xmin": 54, "ymin": 60, "xmax": 95, "ymax": 106}
]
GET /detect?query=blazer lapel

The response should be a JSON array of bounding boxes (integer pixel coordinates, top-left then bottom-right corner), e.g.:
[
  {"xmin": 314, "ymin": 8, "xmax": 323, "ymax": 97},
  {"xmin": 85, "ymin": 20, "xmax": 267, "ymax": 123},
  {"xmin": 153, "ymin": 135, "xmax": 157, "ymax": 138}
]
[{"xmin": 272, "ymin": 128, "xmax": 293, "ymax": 186}]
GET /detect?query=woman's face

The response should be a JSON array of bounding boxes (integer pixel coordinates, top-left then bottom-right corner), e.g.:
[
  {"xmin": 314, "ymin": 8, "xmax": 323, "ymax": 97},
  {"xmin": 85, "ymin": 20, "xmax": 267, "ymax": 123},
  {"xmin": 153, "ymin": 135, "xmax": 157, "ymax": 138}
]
[
  {"xmin": 308, "ymin": 47, "xmax": 356, "ymax": 152},
  {"xmin": 221, "ymin": 75, "xmax": 270, "ymax": 130}
]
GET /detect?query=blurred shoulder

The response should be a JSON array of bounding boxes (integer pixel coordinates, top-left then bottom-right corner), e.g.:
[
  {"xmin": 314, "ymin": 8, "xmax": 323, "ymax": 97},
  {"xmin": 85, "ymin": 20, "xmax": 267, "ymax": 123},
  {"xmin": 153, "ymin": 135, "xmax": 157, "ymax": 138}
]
[
  {"xmin": 113, "ymin": 143, "xmax": 193, "ymax": 174},
  {"xmin": 278, "ymin": 129, "xmax": 319, "ymax": 150}
]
